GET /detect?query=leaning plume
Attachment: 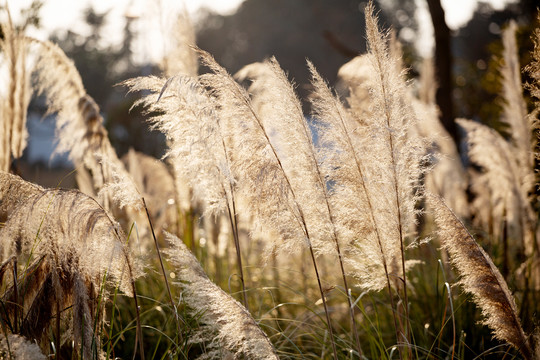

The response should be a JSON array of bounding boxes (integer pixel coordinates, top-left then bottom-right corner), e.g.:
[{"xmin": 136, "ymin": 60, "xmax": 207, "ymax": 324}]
[
  {"xmin": 0, "ymin": 172, "xmax": 139, "ymax": 294},
  {"xmin": 123, "ymin": 75, "xmax": 231, "ymax": 217},
  {"xmin": 197, "ymin": 49, "xmax": 339, "ymax": 357},
  {"xmin": 363, "ymin": 3, "xmax": 426, "ymax": 247},
  {"xmin": 29, "ymin": 38, "xmax": 132, "ymax": 209},
  {"xmin": 334, "ymin": 4, "xmax": 429, "ymax": 350},
  {"xmin": 308, "ymin": 60, "xmax": 387, "ymax": 292},
  {"xmin": 0, "ymin": 11, "xmax": 32, "ymax": 171},
  {"xmin": 238, "ymin": 58, "xmax": 364, "ymax": 354},
  {"xmin": 428, "ymin": 195, "xmax": 533, "ymax": 360},
  {"xmin": 197, "ymin": 49, "xmax": 306, "ymax": 254},
  {"xmin": 234, "ymin": 58, "xmax": 334, "ymax": 256},
  {"xmin": 164, "ymin": 232, "xmax": 279, "ymax": 359}
]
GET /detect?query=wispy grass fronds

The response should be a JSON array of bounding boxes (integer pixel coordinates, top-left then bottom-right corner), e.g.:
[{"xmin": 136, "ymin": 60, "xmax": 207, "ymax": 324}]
[
  {"xmin": 500, "ymin": 21, "xmax": 536, "ymax": 199},
  {"xmin": 30, "ymin": 39, "xmax": 93, "ymax": 162},
  {"xmin": 0, "ymin": 12, "xmax": 32, "ymax": 171},
  {"xmin": 364, "ymin": 2, "xmax": 426, "ymax": 253},
  {"xmin": 123, "ymin": 75, "xmax": 231, "ymax": 217},
  {"xmin": 501, "ymin": 21, "xmax": 536, "ymax": 179},
  {"xmin": 235, "ymin": 58, "xmax": 334, "ymax": 257},
  {"xmin": 164, "ymin": 232, "xmax": 279, "ymax": 360},
  {"xmin": 197, "ymin": 48, "xmax": 339, "ymax": 358},
  {"xmin": 308, "ymin": 60, "xmax": 394, "ymax": 293},
  {"xmin": 457, "ymin": 118, "xmax": 534, "ymax": 257},
  {"xmin": 0, "ymin": 172, "xmax": 140, "ymax": 358},
  {"xmin": 122, "ymin": 74, "xmax": 249, "ymax": 307},
  {"xmin": 428, "ymin": 194, "xmax": 534, "ymax": 360},
  {"xmin": 120, "ymin": 76, "xmax": 197, "ymax": 223},
  {"xmin": 0, "ymin": 334, "xmax": 46, "ymax": 360},
  {"xmin": 0, "ymin": 171, "xmax": 140, "ymax": 291},
  {"xmin": 238, "ymin": 57, "xmax": 363, "ymax": 355},
  {"xmin": 197, "ymin": 50, "xmax": 306, "ymax": 254},
  {"xmin": 362, "ymin": 2, "xmax": 428, "ymax": 350},
  {"xmin": 308, "ymin": 65, "xmax": 427, "ymax": 356}
]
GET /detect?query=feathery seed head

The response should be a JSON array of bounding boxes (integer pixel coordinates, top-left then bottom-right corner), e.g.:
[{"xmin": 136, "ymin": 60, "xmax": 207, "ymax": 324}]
[
  {"xmin": 0, "ymin": 334, "xmax": 46, "ymax": 360},
  {"xmin": 165, "ymin": 232, "xmax": 279, "ymax": 359},
  {"xmin": 428, "ymin": 194, "xmax": 533, "ymax": 359}
]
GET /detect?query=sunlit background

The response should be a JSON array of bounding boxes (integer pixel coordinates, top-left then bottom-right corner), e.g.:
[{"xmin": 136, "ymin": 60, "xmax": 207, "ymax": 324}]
[
  {"xmin": 9, "ymin": 0, "xmax": 518, "ymax": 59},
  {"xmin": 1, "ymin": 0, "xmax": 533, "ymax": 186}
]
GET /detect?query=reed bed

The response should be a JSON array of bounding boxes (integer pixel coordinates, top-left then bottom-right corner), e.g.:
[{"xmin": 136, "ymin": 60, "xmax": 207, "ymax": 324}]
[{"xmin": 0, "ymin": 2, "xmax": 538, "ymax": 359}]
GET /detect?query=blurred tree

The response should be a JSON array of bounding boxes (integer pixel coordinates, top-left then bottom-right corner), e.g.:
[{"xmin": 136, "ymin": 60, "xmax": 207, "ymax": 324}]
[
  {"xmin": 426, "ymin": 0, "xmax": 457, "ymax": 144},
  {"xmin": 50, "ymin": 7, "xmax": 124, "ymax": 107},
  {"xmin": 453, "ymin": 1, "xmax": 537, "ymax": 129},
  {"xmin": 196, "ymin": 0, "xmax": 419, "ymax": 106},
  {"xmin": 0, "ymin": 0, "xmax": 43, "ymax": 39}
]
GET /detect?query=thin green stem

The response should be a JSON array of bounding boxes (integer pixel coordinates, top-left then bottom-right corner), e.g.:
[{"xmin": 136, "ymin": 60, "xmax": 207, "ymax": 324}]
[{"xmin": 142, "ymin": 197, "xmax": 182, "ymax": 348}]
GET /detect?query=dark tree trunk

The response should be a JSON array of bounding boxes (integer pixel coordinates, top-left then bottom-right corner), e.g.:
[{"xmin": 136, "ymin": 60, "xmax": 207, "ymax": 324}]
[{"xmin": 426, "ymin": 0, "xmax": 458, "ymax": 145}]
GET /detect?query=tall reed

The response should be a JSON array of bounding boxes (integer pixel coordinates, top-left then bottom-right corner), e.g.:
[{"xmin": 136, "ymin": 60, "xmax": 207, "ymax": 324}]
[
  {"xmin": 26, "ymin": 38, "xmax": 129, "ymax": 212},
  {"xmin": 460, "ymin": 22, "xmax": 538, "ymax": 271},
  {"xmin": 457, "ymin": 118, "xmax": 528, "ymax": 252},
  {"xmin": 356, "ymin": 3, "xmax": 427, "ymax": 353}
]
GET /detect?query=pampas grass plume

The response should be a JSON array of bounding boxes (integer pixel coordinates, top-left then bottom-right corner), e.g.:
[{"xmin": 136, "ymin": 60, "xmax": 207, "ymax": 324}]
[
  {"xmin": 428, "ymin": 194, "xmax": 534, "ymax": 360},
  {"xmin": 164, "ymin": 232, "xmax": 279, "ymax": 359}
]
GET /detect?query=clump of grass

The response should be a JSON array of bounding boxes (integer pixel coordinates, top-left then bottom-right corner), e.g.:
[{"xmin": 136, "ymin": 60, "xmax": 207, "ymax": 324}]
[
  {"xmin": 0, "ymin": 172, "xmax": 141, "ymax": 359},
  {"xmin": 460, "ymin": 21, "xmax": 538, "ymax": 275},
  {"xmin": 324, "ymin": 5, "xmax": 429, "ymax": 356},
  {"xmin": 198, "ymin": 47, "xmax": 346, "ymax": 358}
]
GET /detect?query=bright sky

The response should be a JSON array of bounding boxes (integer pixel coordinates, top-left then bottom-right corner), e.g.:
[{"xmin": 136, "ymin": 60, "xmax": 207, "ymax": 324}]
[
  {"xmin": 8, "ymin": 0, "xmax": 244, "ymax": 35},
  {"xmin": 7, "ymin": 0, "xmax": 246, "ymax": 63},
  {"xmin": 7, "ymin": 0, "xmax": 518, "ymax": 61}
]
